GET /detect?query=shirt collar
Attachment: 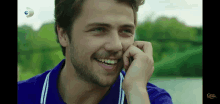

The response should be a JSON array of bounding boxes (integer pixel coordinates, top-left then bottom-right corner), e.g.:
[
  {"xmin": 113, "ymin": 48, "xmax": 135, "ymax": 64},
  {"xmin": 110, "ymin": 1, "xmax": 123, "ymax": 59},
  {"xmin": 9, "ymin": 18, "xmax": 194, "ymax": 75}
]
[{"xmin": 45, "ymin": 59, "xmax": 125, "ymax": 104}]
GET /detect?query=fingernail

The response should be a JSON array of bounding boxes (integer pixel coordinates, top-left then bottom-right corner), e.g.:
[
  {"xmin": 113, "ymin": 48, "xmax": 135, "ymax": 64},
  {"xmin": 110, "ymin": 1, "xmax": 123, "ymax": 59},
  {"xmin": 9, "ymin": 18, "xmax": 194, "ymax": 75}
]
[
  {"xmin": 125, "ymin": 61, "xmax": 128, "ymax": 66},
  {"xmin": 124, "ymin": 63, "xmax": 127, "ymax": 69}
]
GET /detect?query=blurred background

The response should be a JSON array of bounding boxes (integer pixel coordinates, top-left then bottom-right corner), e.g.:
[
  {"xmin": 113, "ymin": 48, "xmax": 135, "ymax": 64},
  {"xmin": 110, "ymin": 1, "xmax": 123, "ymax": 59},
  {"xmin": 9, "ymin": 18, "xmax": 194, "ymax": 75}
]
[{"xmin": 18, "ymin": 0, "xmax": 202, "ymax": 104}]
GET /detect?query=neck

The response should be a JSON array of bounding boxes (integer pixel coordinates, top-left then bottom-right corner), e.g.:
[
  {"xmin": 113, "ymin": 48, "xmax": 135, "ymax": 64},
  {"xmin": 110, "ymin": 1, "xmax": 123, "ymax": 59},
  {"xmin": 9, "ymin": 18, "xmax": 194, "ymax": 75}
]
[{"xmin": 58, "ymin": 62, "xmax": 111, "ymax": 104}]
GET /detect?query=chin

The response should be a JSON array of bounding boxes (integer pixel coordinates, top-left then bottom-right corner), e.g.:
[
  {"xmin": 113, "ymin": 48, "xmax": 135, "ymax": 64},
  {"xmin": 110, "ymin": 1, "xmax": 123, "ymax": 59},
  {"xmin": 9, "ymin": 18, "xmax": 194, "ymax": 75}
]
[
  {"xmin": 91, "ymin": 58, "xmax": 123, "ymax": 86},
  {"xmin": 99, "ymin": 68, "xmax": 121, "ymax": 87}
]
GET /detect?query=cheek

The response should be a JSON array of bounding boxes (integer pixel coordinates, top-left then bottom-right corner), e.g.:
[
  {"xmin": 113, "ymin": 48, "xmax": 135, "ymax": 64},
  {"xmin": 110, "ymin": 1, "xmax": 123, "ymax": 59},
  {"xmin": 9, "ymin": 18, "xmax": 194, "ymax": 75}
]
[
  {"xmin": 74, "ymin": 35, "xmax": 105, "ymax": 59},
  {"xmin": 121, "ymin": 38, "xmax": 134, "ymax": 52},
  {"xmin": 83, "ymin": 42, "xmax": 103, "ymax": 59}
]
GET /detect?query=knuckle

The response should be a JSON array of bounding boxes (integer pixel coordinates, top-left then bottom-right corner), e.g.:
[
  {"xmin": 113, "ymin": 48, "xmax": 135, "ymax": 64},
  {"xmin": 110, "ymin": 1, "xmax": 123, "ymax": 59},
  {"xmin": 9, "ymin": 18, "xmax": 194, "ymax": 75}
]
[
  {"xmin": 123, "ymin": 52, "xmax": 127, "ymax": 58},
  {"xmin": 123, "ymin": 45, "xmax": 130, "ymax": 52},
  {"xmin": 144, "ymin": 55, "xmax": 154, "ymax": 63},
  {"xmin": 123, "ymin": 53, "xmax": 127, "ymax": 59},
  {"xmin": 139, "ymin": 53, "xmax": 146, "ymax": 57},
  {"xmin": 151, "ymin": 59, "xmax": 154, "ymax": 64}
]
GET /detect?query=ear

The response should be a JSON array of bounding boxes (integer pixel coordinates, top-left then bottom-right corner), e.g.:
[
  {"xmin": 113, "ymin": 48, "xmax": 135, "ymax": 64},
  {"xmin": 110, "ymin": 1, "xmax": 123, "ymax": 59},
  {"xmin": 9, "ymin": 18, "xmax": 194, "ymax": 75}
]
[{"xmin": 57, "ymin": 25, "xmax": 70, "ymax": 47}]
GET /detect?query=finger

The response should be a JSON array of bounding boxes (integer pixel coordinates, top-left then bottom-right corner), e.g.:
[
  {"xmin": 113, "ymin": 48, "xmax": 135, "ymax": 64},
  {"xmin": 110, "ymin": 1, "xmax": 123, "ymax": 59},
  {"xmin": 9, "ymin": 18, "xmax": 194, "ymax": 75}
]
[
  {"xmin": 133, "ymin": 41, "xmax": 153, "ymax": 55},
  {"xmin": 133, "ymin": 41, "xmax": 145, "ymax": 51},
  {"xmin": 133, "ymin": 41, "xmax": 153, "ymax": 59},
  {"xmin": 123, "ymin": 45, "xmax": 142, "ymax": 71},
  {"xmin": 123, "ymin": 45, "xmax": 134, "ymax": 71}
]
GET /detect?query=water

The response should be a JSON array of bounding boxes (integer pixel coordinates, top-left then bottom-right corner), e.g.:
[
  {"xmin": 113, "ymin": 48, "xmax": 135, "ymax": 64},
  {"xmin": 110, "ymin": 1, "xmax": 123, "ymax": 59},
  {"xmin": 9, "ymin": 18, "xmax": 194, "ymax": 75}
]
[{"xmin": 149, "ymin": 77, "xmax": 202, "ymax": 104}]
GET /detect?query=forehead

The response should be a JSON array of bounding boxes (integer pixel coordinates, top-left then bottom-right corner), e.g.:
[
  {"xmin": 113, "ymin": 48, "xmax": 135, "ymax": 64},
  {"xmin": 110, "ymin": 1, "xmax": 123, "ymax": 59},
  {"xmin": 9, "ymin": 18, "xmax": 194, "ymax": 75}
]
[{"xmin": 74, "ymin": 0, "xmax": 135, "ymax": 28}]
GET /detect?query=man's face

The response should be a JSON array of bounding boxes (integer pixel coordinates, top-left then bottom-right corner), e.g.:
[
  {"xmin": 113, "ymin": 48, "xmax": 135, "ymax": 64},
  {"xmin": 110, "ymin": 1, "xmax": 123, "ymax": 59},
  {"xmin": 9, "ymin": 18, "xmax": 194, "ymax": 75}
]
[{"xmin": 67, "ymin": 0, "xmax": 135, "ymax": 88}]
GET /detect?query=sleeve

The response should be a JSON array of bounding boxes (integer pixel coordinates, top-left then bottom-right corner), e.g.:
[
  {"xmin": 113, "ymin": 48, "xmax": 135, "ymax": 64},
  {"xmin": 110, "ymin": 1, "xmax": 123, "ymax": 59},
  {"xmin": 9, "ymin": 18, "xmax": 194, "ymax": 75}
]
[{"xmin": 151, "ymin": 93, "xmax": 173, "ymax": 104}]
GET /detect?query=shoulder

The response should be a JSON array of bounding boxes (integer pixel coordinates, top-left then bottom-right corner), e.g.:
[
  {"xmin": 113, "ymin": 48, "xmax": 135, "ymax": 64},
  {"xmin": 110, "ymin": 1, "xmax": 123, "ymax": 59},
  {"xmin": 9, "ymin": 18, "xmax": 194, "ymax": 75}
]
[
  {"xmin": 17, "ymin": 70, "xmax": 51, "ymax": 104},
  {"xmin": 147, "ymin": 82, "xmax": 173, "ymax": 104},
  {"xmin": 17, "ymin": 70, "xmax": 51, "ymax": 89}
]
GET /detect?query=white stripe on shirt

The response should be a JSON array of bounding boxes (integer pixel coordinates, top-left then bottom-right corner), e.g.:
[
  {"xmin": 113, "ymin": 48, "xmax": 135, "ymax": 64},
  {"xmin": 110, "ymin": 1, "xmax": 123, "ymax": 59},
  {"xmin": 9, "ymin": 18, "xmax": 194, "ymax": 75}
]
[
  {"xmin": 40, "ymin": 71, "xmax": 124, "ymax": 104},
  {"xmin": 40, "ymin": 71, "xmax": 51, "ymax": 104},
  {"xmin": 119, "ymin": 72, "xmax": 125, "ymax": 104}
]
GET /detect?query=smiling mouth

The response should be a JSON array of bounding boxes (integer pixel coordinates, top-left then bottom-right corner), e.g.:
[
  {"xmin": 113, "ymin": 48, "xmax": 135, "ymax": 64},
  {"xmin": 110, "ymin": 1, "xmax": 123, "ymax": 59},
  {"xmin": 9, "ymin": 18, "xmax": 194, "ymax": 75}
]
[{"xmin": 94, "ymin": 58, "xmax": 121, "ymax": 65}]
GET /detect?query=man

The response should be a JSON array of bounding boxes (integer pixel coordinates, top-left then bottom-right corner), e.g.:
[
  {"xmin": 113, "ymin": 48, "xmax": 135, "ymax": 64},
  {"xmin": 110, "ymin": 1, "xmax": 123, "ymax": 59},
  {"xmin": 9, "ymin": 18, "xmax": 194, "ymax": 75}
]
[{"xmin": 17, "ymin": 0, "xmax": 173, "ymax": 104}]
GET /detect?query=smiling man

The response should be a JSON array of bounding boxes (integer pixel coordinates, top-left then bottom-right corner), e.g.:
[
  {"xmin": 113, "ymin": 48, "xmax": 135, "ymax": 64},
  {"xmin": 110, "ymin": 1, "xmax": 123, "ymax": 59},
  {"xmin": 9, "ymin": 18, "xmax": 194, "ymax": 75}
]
[{"xmin": 17, "ymin": 0, "xmax": 173, "ymax": 104}]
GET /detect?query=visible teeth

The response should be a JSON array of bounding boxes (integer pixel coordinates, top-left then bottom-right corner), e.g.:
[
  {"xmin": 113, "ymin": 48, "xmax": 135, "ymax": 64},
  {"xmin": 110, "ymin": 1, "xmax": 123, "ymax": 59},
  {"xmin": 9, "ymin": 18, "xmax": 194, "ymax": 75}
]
[
  {"xmin": 110, "ymin": 60, "xmax": 115, "ymax": 64},
  {"xmin": 107, "ymin": 60, "xmax": 110, "ymax": 63},
  {"xmin": 96, "ymin": 58, "xmax": 118, "ymax": 64}
]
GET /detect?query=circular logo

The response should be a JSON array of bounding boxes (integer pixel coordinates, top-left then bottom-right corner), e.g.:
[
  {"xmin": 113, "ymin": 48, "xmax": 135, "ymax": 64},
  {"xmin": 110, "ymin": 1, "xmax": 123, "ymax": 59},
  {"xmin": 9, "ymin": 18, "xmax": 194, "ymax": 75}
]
[{"xmin": 24, "ymin": 7, "xmax": 34, "ymax": 18}]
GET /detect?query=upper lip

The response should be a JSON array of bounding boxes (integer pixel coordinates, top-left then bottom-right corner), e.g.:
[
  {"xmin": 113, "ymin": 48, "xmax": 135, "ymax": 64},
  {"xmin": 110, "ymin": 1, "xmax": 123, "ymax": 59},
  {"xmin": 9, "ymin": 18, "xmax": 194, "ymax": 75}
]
[{"xmin": 95, "ymin": 57, "xmax": 121, "ymax": 60}]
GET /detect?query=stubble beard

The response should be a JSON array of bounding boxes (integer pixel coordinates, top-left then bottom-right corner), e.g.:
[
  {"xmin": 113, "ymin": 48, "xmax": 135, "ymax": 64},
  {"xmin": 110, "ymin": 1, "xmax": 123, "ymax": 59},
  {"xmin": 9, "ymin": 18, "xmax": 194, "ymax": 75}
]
[{"xmin": 69, "ymin": 45, "xmax": 122, "ymax": 88}]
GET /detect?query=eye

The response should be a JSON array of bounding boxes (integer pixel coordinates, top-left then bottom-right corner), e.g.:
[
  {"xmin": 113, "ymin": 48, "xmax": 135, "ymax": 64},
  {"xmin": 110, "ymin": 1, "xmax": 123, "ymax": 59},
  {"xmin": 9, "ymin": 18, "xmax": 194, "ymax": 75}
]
[
  {"xmin": 120, "ymin": 29, "xmax": 134, "ymax": 37},
  {"xmin": 122, "ymin": 29, "xmax": 133, "ymax": 34},
  {"xmin": 91, "ymin": 27, "xmax": 106, "ymax": 32}
]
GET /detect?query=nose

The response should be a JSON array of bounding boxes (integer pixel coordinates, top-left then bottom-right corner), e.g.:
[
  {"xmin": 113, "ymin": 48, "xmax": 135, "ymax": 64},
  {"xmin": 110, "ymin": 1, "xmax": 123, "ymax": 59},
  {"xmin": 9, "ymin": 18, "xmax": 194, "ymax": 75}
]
[{"xmin": 104, "ymin": 31, "xmax": 122, "ymax": 53}]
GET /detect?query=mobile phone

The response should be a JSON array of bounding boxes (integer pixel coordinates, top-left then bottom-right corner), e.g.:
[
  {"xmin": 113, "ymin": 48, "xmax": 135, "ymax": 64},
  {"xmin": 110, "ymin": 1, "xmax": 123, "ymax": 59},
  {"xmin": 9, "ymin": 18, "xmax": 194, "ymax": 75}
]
[
  {"xmin": 129, "ymin": 57, "xmax": 134, "ymax": 65},
  {"xmin": 124, "ymin": 57, "xmax": 134, "ymax": 71}
]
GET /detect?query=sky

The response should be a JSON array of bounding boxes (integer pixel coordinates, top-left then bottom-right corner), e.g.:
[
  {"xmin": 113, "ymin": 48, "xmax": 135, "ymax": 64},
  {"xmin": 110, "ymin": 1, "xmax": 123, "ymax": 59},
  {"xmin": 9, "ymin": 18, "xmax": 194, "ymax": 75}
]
[{"xmin": 18, "ymin": 0, "xmax": 202, "ymax": 31}]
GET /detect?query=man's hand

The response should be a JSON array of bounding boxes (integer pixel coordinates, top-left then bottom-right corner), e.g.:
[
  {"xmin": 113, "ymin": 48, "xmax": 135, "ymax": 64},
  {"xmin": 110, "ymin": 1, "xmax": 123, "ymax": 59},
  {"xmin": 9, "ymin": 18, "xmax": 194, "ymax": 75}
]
[{"xmin": 122, "ymin": 41, "xmax": 154, "ymax": 92}]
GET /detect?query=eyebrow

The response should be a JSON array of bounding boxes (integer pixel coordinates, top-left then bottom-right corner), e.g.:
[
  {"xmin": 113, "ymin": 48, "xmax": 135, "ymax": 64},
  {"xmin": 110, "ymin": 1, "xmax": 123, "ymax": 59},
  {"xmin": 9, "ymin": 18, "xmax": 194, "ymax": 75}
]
[{"xmin": 85, "ymin": 22, "xmax": 135, "ymax": 29}]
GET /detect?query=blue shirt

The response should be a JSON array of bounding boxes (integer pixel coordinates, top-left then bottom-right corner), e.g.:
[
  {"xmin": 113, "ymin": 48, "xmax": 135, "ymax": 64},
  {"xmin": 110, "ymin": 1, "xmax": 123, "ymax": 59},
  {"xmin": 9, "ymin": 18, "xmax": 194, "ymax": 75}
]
[{"xmin": 18, "ymin": 59, "xmax": 173, "ymax": 104}]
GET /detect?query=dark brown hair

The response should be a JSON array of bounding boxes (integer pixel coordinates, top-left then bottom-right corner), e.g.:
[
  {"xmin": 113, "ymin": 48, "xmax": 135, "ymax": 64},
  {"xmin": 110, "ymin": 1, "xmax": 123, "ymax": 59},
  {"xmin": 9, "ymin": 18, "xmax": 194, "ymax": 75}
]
[{"xmin": 54, "ymin": 0, "xmax": 145, "ymax": 56}]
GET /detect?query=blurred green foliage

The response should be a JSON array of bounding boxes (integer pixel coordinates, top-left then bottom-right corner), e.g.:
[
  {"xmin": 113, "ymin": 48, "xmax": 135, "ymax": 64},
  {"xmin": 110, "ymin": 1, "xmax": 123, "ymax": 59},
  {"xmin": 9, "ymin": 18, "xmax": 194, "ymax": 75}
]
[
  {"xmin": 18, "ymin": 23, "xmax": 65, "ymax": 76},
  {"xmin": 135, "ymin": 15, "xmax": 202, "ymax": 63},
  {"xmin": 18, "ymin": 15, "xmax": 202, "ymax": 81},
  {"xmin": 152, "ymin": 45, "xmax": 202, "ymax": 77}
]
